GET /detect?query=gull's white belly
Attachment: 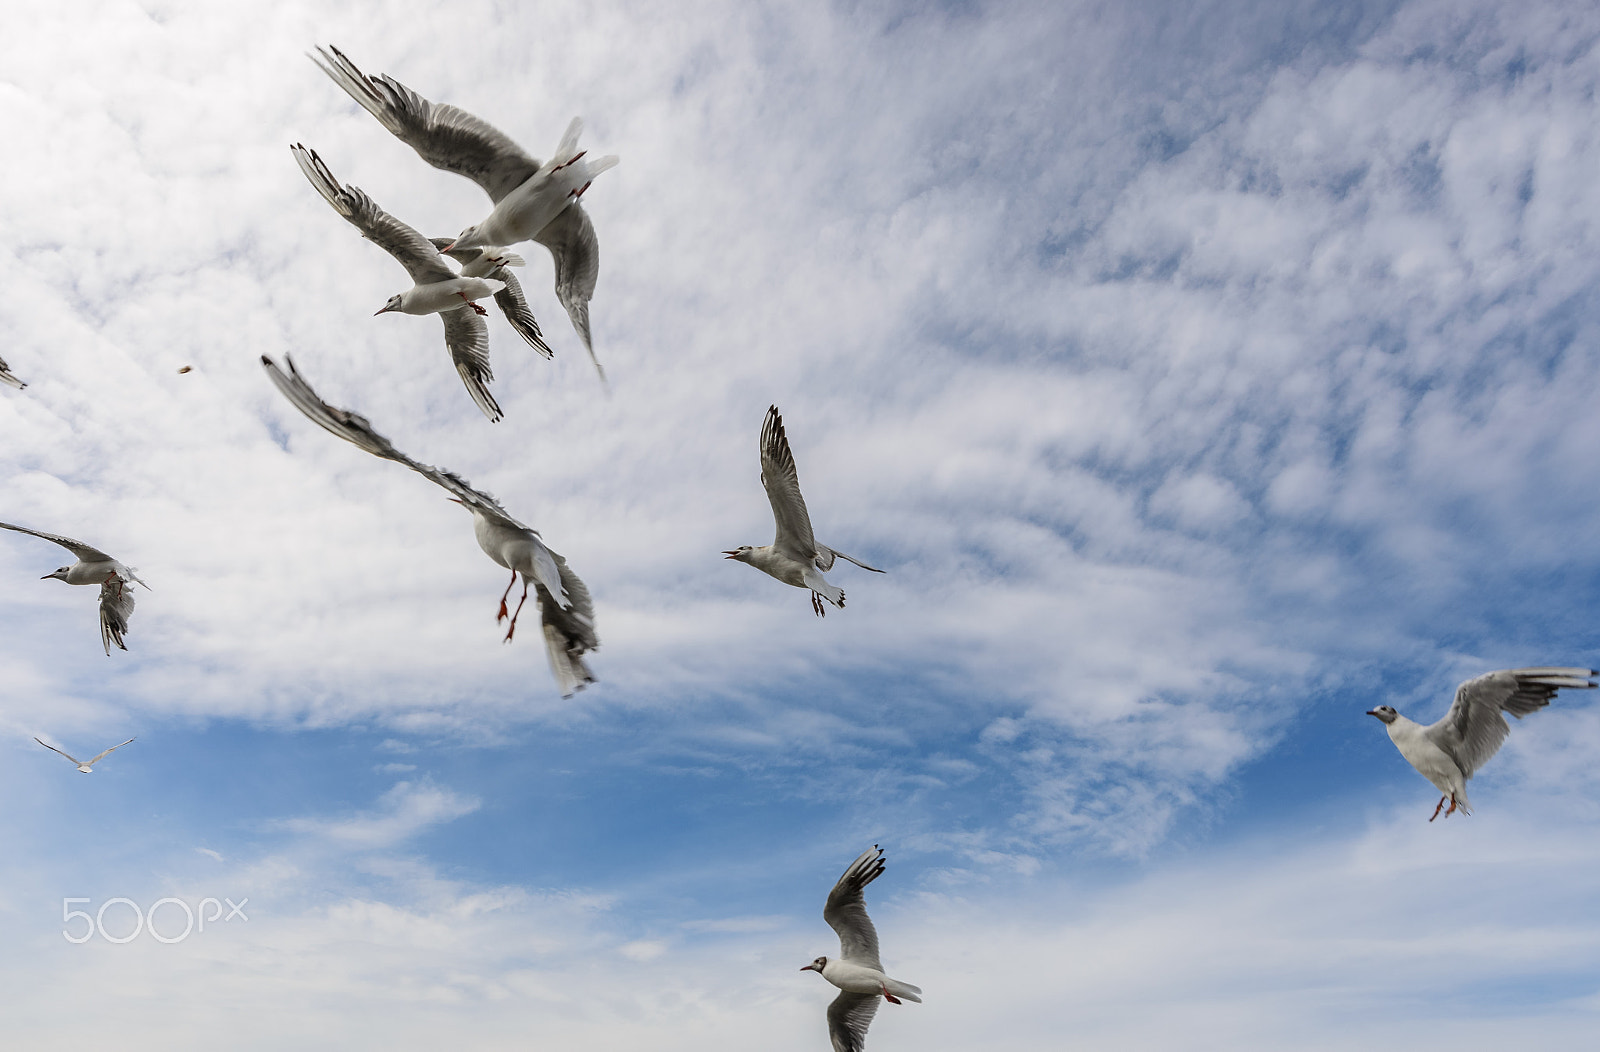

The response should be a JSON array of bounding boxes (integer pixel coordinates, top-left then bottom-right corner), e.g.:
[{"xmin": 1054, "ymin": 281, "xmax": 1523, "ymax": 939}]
[
  {"xmin": 63, "ymin": 560, "xmax": 121, "ymax": 586},
  {"xmin": 1390, "ymin": 725, "xmax": 1463, "ymax": 794},
  {"xmin": 820, "ymin": 960, "xmax": 889, "ymax": 995},
  {"xmin": 403, "ymin": 278, "xmax": 501, "ymax": 316}
]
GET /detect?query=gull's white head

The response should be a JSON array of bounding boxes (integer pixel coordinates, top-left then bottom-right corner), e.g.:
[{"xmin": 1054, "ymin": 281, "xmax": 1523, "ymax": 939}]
[
  {"xmin": 446, "ymin": 225, "xmax": 486, "ymax": 254},
  {"xmin": 41, "ymin": 566, "xmax": 69, "ymax": 582},
  {"xmin": 723, "ymin": 546, "xmax": 754, "ymax": 563},
  {"xmin": 800, "ymin": 955, "xmax": 828, "ymax": 973},
  {"xmin": 374, "ymin": 294, "xmax": 404, "ymax": 316},
  {"xmin": 1366, "ymin": 705, "xmax": 1399, "ymax": 725}
]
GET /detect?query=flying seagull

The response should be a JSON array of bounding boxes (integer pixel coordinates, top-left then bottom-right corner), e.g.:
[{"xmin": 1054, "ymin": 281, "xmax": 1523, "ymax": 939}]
[
  {"xmin": 801, "ymin": 845, "xmax": 922, "ymax": 1052},
  {"xmin": 310, "ymin": 45, "xmax": 616, "ymax": 380},
  {"xmin": 1368, "ymin": 666, "xmax": 1597, "ymax": 820},
  {"xmin": 261, "ymin": 354, "xmax": 597, "ymax": 696},
  {"xmin": 429, "ymin": 239, "xmax": 553, "ymax": 359},
  {"xmin": 35, "ymin": 736, "xmax": 135, "ymax": 773},
  {"xmin": 0, "ymin": 522, "xmax": 147, "ymax": 655},
  {"xmin": 291, "ymin": 143, "xmax": 507, "ymax": 422},
  {"xmin": 724, "ymin": 406, "xmax": 884, "ymax": 616},
  {"xmin": 0, "ymin": 354, "xmax": 24, "ymax": 389}
]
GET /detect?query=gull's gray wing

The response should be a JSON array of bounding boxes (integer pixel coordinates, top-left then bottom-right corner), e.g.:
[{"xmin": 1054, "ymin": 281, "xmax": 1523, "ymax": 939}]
[
  {"xmin": 33, "ymin": 738, "xmax": 84, "ymax": 766},
  {"xmin": 539, "ymin": 552, "xmax": 599, "ymax": 698},
  {"xmin": 292, "ymin": 144, "xmax": 456, "ymax": 286},
  {"xmin": 759, "ymin": 406, "xmax": 818, "ymax": 563},
  {"xmin": 817, "ymin": 547, "xmax": 886, "ymax": 574},
  {"xmin": 825, "ymin": 991, "xmax": 880, "ymax": 1052},
  {"xmin": 1425, "ymin": 667, "xmax": 1597, "ymax": 777},
  {"xmin": 533, "ymin": 203, "xmax": 606, "ymax": 380},
  {"xmin": 86, "ymin": 738, "xmax": 136, "ymax": 766},
  {"xmin": 0, "ymin": 355, "xmax": 24, "ymax": 389},
  {"xmin": 0, "ymin": 522, "xmax": 114, "ymax": 564},
  {"xmin": 311, "ymin": 46, "xmax": 540, "ymax": 204},
  {"xmin": 439, "ymin": 306, "xmax": 503, "ymax": 422},
  {"xmin": 261, "ymin": 355, "xmax": 529, "ymax": 532},
  {"xmin": 99, "ymin": 577, "xmax": 136, "ymax": 655},
  {"xmin": 824, "ymin": 845, "xmax": 885, "ymax": 970},
  {"xmin": 491, "ymin": 269, "xmax": 554, "ymax": 359}
]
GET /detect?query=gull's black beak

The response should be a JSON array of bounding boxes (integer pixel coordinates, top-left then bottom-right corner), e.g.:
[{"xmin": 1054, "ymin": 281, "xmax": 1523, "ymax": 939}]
[{"xmin": 1365, "ymin": 710, "xmax": 1381, "ymax": 718}]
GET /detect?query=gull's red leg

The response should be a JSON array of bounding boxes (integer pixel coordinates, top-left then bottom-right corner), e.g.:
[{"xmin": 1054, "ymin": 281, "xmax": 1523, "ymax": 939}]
[
  {"xmin": 881, "ymin": 985, "xmax": 902, "ymax": 1005},
  {"xmin": 1429, "ymin": 795, "xmax": 1447, "ymax": 822},
  {"xmin": 497, "ymin": 570, "xmax": 517, "ymax": 622},
  {"xmin": 1444, "ymin": 795, "xmax": 1458, "ymax": 818},
  {"xmin": 457, "ymin": 291, "xmax": 489, "ymax": 316},
  {"xmin": 504, "ymin": 577, "xmax": 530, "ymax": 642}
]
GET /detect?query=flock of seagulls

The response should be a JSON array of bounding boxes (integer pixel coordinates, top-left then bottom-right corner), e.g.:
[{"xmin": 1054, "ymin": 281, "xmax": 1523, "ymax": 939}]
[{"xmin": 0, "ymin": 41, "xmax": 1593, "ymax": 1052}]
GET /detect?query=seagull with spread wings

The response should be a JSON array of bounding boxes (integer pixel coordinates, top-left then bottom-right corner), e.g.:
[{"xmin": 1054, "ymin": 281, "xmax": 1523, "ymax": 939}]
[
  {"xmin": 801, "ymin": 846, "xmax": 922, "ymax": 1052},
  {"xmin": 428, "ymin": 239, "xmax": 552, "ymax": 359},
  {"xmin": 1368, "ymin": 667, "xmax": 1597, "ymax": 820},
  {"xmin": 724, "ymin": 406, "xmax": 884, "ymax": 616},
  {"xmin": 0, "ymin": 522, "xmax": 147, "ymax": 655},
  {"xmin": 310, "ymin": 45, "xmax": 616, "ymax": 380},
  {"xmin": 0, "ymin": 354, "xmax": 24, "ymax": 389},
  {"xmin": 35, "ymin": 736, "xmax": 135, "ymax": 773},
  {"xmin": 292, "ymin": 143, "xmax": 508, "ymax": 422},
  {"xmin": 261, "ymin": 355, "xmax": 597, "ymax": 697}
]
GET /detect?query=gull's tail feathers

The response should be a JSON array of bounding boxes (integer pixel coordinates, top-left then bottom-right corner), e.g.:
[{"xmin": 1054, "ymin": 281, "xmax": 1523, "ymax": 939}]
[{"xmin": 884, "ymin": 979, "xmax": 922, "ymax": 1004}]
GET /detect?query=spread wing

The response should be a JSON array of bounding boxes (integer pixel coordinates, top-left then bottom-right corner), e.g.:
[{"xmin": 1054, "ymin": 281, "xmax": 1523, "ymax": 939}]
[
  {"xmin": 1425, "ymin": 667, "xmax": 1597, "ymax": 777},
  {"xmin": 99, "ymin": 577, "xmax": 136, "ymax": 655},
  {"xmin": 824, "ymin": 845, "xmax": 885, "ymax": 970},
  {"xmin": 438, "ymin": 307, "xmax": 503, "ymax": 422},
  {"xmin": 261, "ymin": 355, "xmax": 528, "ymax": 532},
  {"xmin": 533, "ymin": 203, "xmax": 605, "ymax": 380},
  {"xmin": 86, "ymin": 738, "xmax": 136, "ymax": 766},
  {"xmin": 491, "ymin": 269, "xmax": 554, "ymax": 359},
  {"xmin": 311, "ymin": 46, "xmax": 540, "ymax": 204},
  {"xmin": 0, "ymin": 354, "xmax": 24, "ymax": 389},
  {"xmin": 826, "ymin": 991, "xmax": 880, "ymax": 1052},
  {"xmin": 817, "ymin": 547, "xmax": 885, "ymax": 574},
  {"xmin": 0, "ymin": 522, "xmax": 114, "ymax": 564},
  {"xmin": 292, "ymin": 144, "xmax": 456, "ymax": 285},
  {"xmin": 759, "ymin": 406, "xmax": 817, "ymax": 562},
  {"xmin": 539, "ymin": 552, "xmax": 599, "ymax": 698},
  {"xmin": 33, "ymin": 738, "xmax": 84, "ymax": 766}
]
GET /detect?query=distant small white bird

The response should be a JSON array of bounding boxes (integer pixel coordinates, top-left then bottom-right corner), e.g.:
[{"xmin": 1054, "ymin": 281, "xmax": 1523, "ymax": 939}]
[
  {"xmin": 724, "ymin": 406, "xmax": 884, "ymax": 616},
  {"xmin": 292, "ymin": 143, "xmax": 507, "ymax": 422},
  {"xmin": 801, "ymin": 846, "xmax": 921, "ymax": 1052},
  {"xmin": 261, "ymin": 355, "xmax": 598, "ymax": 696},
  {"xmin": 35, "ymin": 736, "xmax": 135, "ymax": 773},
  {"xmin": 0, "ymin": 522, "xmax": 148, "ymax": 655},
  {"xmin": 311, "ymin": 45, "xmax": 616, "ymax": 380},
  {"xmin": 0, "ymin": 354, "xmax": 24, "ymax": 389},
  {"xmin": 1368, "ymin": 666, "xmax": 1597, "ymax": 820}
]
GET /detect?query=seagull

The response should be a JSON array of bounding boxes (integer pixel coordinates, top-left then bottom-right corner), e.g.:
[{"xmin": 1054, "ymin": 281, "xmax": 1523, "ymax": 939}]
[
  {"xmin": 310, "ymin": 45, "xmax": 616, "ymax": 380},
  {"xmin": 801, "ymin": 845, "xmax": 922, "ymax": 1052},
  {"xmin": 429, "ymin": 239, "xmax": 553, "ymax": 359},
  {"xmin": 34, "ymin": 736, "xmax": 135, "ymax": 773},
  {"xmin": 261, "ymin": 354, "xmax": 598, "ymax": 696},
  {"xmin": 0, "ymin": 354, "xmax": 24, "ymax": 389},
  {"xmin": 292, "ymin": 143, "xmax": 507, "ymax": 422},
  {"xmin": 724, "ymin": 406, "xmax": 884, "ymax": 616},
  {"xmin": 0, "ymin": 522, "xmax": 147, "ymax": 655},
  {"xmin": 1368, "ymin": 666, "xmax": 1597, "ymax": 820}
]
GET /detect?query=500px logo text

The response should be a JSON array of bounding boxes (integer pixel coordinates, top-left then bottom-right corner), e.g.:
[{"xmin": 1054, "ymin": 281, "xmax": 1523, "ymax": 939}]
[{"xmin": 62, "ymin": 897, "xmax": 248, "ymax": 944}]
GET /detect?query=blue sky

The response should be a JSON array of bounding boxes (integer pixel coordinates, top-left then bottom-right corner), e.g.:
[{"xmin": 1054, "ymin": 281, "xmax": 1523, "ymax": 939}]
[{"xmin": 4, "ymin": 0, "xmax": 1600, "ymax": 1047}]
